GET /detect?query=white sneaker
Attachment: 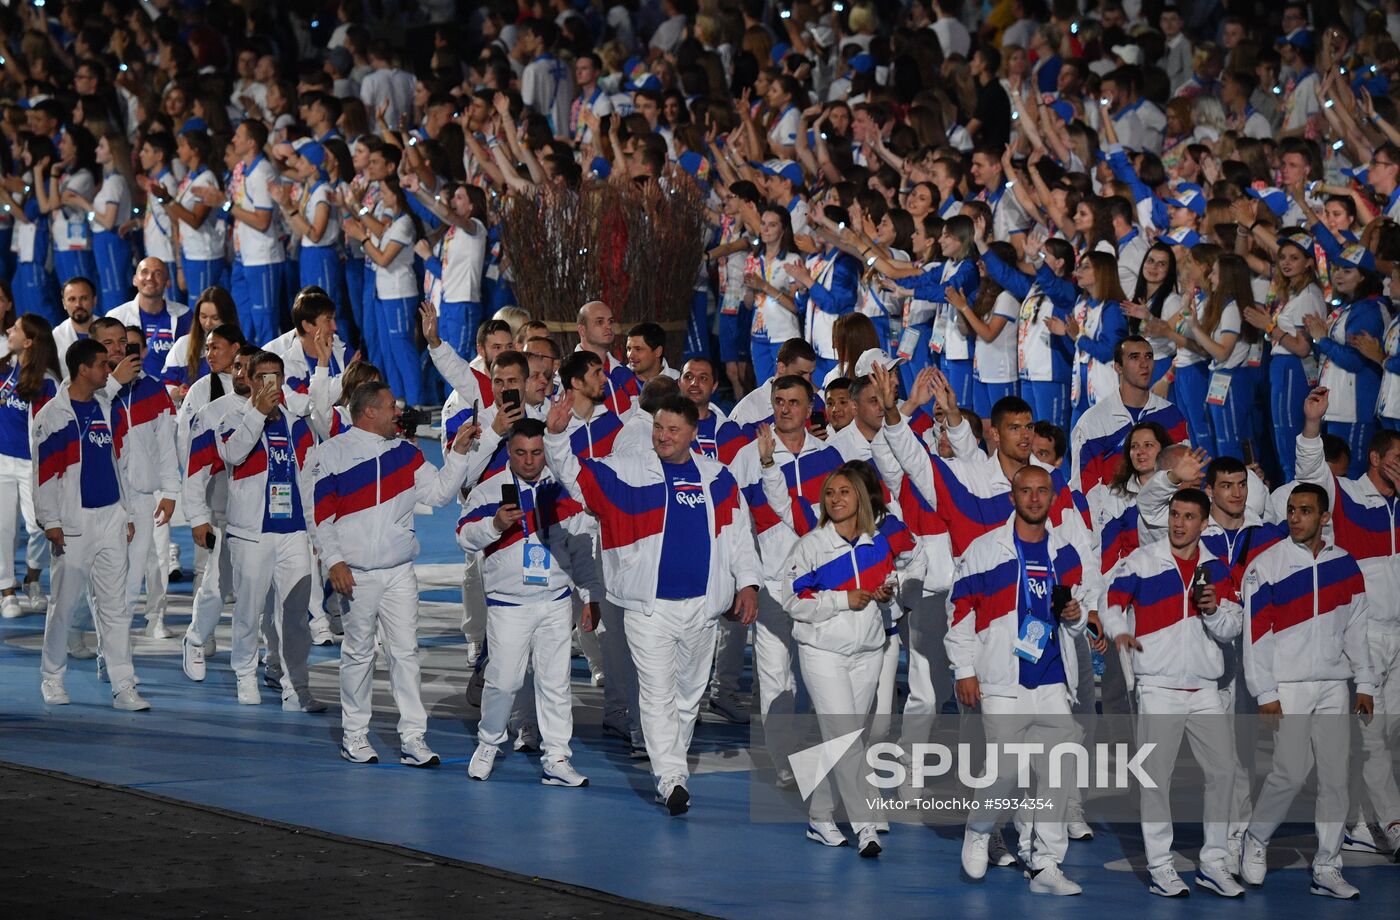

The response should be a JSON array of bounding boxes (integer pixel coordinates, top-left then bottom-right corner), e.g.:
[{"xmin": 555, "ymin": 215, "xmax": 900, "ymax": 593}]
[
  {"xmin": 1148, "ymin": 865, "xmax": 1189, "ymax": 897},
  {"xmin": 145, "ymin": 612, "xmax": 173, "ymax": 640},
  {"xmin": 1065, "ymin": 801, "xmax": 1093, "ymax": 840},
  {"xmin": 340, "ymin": 730, "xmax": 379, "ymax": 764},
  {"xmin": 1227, "ymin": 836, "xmax": 1243, "ymax": 876},
  {"xmin": 67, "ymin": 631, "xmax": 96, "ymax": 660},
  {"xmin": 309, "ymin": 617, "xmax": 336, "ymax": 646},
  {"xmin": 1384, "ymin": 820, "xmax": 1400, "ymax": 860},
  {"xmin": 465, "ymin": 639, "xmax": 483, "ymax": 665},
  {"xmin": 1, "ymin": 595, "xmax": 21, "ymax": 618},
  {"xmin": 988, "ymin": 830, "xmax": 1017, "ymax": 867},
  {"xmin": 282, "ymin": 690, "xmax": 326, "ymax": 713},
  {"xmin": 40, "ymin": 677, "xmax": 69, "ymax": 705},
  {"xmin": 655, "ymin": 775, "xmax": 690, "ymax": 816},
  {"xmin": 1196, "ymin": 859, "xmax": 1245, "ymax": 898},
  {"xmin": 1342, "ymin": 821, "xmax": 1380, "ymax": 853},
  {"xmin": 1310, "ymin": 867, "xmax": 1360, "ymax": 900},
  {"xmin": 1240, "ymin": 834, "xmax": 1268, "ymax": 886},
  {"xmin": 399, "ymin": 733, "xmax": 440, "ymax": 767},
  {"xmin": 513, "ymin": 724, "xmax": 542, "ymax": 753},
  {"xmin": 112, "ymin": 682, "xmax": 151, "ymax": 711},
  {"xmin": 856, "ymin": 824, "xmax": 882, "ymax": 858},
  {"xmin": 23, "ymin": 581, "xmax": 47, "ymax": 614},
  {"xmin": 961, "ymin": 828, "xmax": 990, "ymax": 879},
  {"xmin": 541, "ymin": 756, "xmax": 588, "ymax": 787},
  {"xmin": 181, "ymin": 637, "xmax": 206, "ymax": 682},
  {"xmin": 236, "ymin": 676, "xmax": 261, "ymax": 705},
  {"xmin": 1028, "ymin": 864, "xmax": 1082, "ymax": 896},
  {"xmin": 468, "ymin": 743, "xmax": 499, "ymax": 780},
  {"xmin": 806, "ymin": 820, "xmax": 847, "ymax": 847}
]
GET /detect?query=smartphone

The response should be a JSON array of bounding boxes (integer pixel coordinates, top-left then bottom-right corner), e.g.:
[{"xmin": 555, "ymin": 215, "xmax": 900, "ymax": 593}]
[
  {"xmin": 502, "ymin": 388, "xmax": 522, "ymax": 413},
  {"xmin": 260, "ymin": 372, "xmax": 279, "ymax": 386},
  {"xmin": 125, "ymin": 341, "xmax": 141, "ymax": 357},
  {"xmin": 1051, "ymin": 585, "xmax": 1072, "ymax": 618},
  {"xmin": 810, "ymin": 409, "xmax": 826, "ymax": 429},
  {"xmin": 1191, "ymin": 567, "xmax": 1210, "ymax": 607},
  {"xmin": 203, "ymin": 530, "xmax": 217, "ymax": 550},
  {"xmin": 1085, "ymin": 618, "xmax": 1102, "ymax": 641},
  {"xmin": 472, "ymin": 398, "xmax": 480, "ymax": 421},
  {"xmin": 500, "ymin": 483, "xmax": 519, "ymax": 508},
  {"xmin": 1241, "ymin": 438, "xmax": 1255, "ymax": 467}
]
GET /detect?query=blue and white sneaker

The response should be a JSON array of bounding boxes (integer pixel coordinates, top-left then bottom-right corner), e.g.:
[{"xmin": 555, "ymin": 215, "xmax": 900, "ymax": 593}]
[
  {"xmin": 1342, "ymin": 822, "xmax": 1382, "ymax": 854},
  {"xmin": 806, "ymin": 821, "xmax": 847, "ymax": 847},
  {"xmin": 541, "ymin": 757, "xmax": 587, "ymax": 787},
  {"xmin": 340, "ymin": 730, "xmax": 379, "ymax": 764},
  {"xmin": 1195, "ymin": 860, "xmax": 1244, "ymax": 898},
  {"xmin": 1310, "ymin": 868, "xmax": 1360, "ymax": 900},
  {"xmin": 1148, "ymin": 865, "xmax": 1189, "ymax": 897},
  {"xmin": 399, "ymin": 733, "xmax": 440, "ymax": 767}
]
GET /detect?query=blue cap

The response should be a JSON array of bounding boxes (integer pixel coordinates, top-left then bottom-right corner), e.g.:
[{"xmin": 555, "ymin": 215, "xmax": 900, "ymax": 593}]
[
  {"xmin": 627, "ymin": 73, "xmax": 662, "ymax": 92},
  {"xmin": 1246, "ymin": 185, "xmax": 1289, "ymax": 217},
  {"xmin": 588, "ymin": 156, "xmax": 611, "ymax": 179},
  {"xmin": 678, "ymin": 150, "xmax": 710, "ymax": 180},
  {"xmin": 1049, "ymin": 100, "xmax": 1075, "ymax": 123},
  {"xmin": 759, "ymin": 158, "xmax": 804, "ymax": 187},
  {"xmin": 772, "ymin": 43, "xmax": 791, "ymax": 65},
  {"xmin": 1335, "ymin": 243, "xmax": 1377, "ymax": 272},
  {"xmin": 1277, "ymin": 232, "xmax": 1315, "ymax": 255},
  {"xmin": 1165, "ymin": 183, "xmax": 1206, "ymax": 216},
  {"xmin": 1161, "ymin": 227, "xmax": 1201, "ymax": 247},
  {"xmin": 1351, "ymin": 71, "xmax": 1390, "ymax": 99},
  {"xmin": 1343, "ymin": 165, "xmax": 1370, "ymax": 185},
  {"xmin": 299, "ymin": 141, "xmax": 326, "ymax": 169},
  {"xmin": 850, "ymin": 53, "xmax": 876, "ymax": 75},
  {"xmin": 1275, "ymin": 29, "xmax": 1314, "ymax": 50}
]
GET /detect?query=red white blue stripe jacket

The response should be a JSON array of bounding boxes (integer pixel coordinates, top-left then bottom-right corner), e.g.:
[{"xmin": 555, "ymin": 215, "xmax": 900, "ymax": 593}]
[
  {"xmin": 1069, "ymin": 390, "xmax": 1187, "ymax": 500},
  {"xmin": 1241, "ymin": 537, "xmax": 1376, "ymax": 706},
  {"xmin": 216, "ymin": 400, "xmax": 317, "ymax": 541},
  {"xmin": 1295, "ymin": 432, "xmax": 1400, "ymax": 630},
  {"xmin": 1102, "ymin": 540, "xmax": 1243, "ymax": 690},
  {"xmin": 945, "ymin": 517, "xmax": 1090, "ymax": 702},
  {"xmin": 736, "ymin": 430, "xmax": 847, "ymax": 584},
  {"xmin": 32, "ymin": 382, "xmax": 133, "ymax": 535},
  {"xmin": 456, "ymin": 466, "xmax": 600, "ymax": 606},
  {"xmin": 182, "ymin": 391, "xmax": 243, "ymax": 528},
  {"xmin": 112, "ymin": 373, "xmax": 179, "ymax": 496},
  {"xmin": 312, "ymin": 426, "xmax": 472, "ymax": 571},
  {"xmin": 544, "ymin": 430, "xmax": 762, "ymax": 615},
  {"xmin": 779, "ymin": 517, "xmax": 921, "ymax": 655}
]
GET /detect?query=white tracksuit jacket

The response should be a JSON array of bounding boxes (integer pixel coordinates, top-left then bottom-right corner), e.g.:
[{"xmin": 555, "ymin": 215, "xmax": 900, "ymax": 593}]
[
  {"xmin": 214, "ymin": 400, "xmax": 318, "ymax": 542},
  {"xmin": 32, "ymin": 383, "xmax": 133, "ymax": 535}
]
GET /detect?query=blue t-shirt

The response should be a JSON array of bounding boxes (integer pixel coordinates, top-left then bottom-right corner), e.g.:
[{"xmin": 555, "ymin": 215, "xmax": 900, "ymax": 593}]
[
  {"xmin": 139, "ymin": 309, "xmax": 193, "ymax": 377},
  {"xmin": 0, "ymin": 366, "xmax": 54, "ymax": 461},
  {"xmin": 692, "ymin": 413, "xmax": 720, "ymax": 459},
  {"xmin": 1015, "ymin": 534, "xmax": 1066, "ymax": 689},
  {"xmin": 261, "ymin": 414, "xmax": 304, "ymax": 534},
  {"xmin": 73, "ymin": 398, "xmax": 119, "ymax": 508},
  {"xmin": 657, "ymin": 458, "xmax": 710, "ymax": 600}
]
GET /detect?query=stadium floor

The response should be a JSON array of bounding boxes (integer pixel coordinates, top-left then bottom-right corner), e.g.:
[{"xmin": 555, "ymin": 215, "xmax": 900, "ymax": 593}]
[{"xmin": 0, "ymin": 443, "xmax": 1396, "ymax": 919}]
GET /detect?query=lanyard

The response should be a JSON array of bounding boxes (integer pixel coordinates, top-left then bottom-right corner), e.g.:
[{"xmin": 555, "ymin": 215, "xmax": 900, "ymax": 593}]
[{"xmin": 513, "ymin": 475, "xmax": 543, "ymax": 539}]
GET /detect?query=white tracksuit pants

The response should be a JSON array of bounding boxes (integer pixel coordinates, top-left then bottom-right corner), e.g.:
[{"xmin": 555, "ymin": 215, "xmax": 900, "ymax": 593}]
[
  {"xmin": 801, "ymin": 641, "xmax": 883, "ymax": 826},
  {"xmin": 754, "ymin": 584, "xmax": 801, "ymax": 766},
  {"xmin": 41, "ymin": 505, "xmax": 132, "ymax": 687},
  {"xmin": 625, "ymin": 597, "xmax": 715, "ymax": 788},
  {"xmin": 0, "ymin": 454, "xmax": 48, "ymax": 590},
  {"xmin": 339, "ymin": 561, "xmax": 427, "ymax": 738},
  {"xmin": 461, "ymin": 553, "xmax": 488, "ymax": 642},
  {"xmin": 228, "ymin": 531, "xmax": 313, "ymax": 695},
  {"xmin": 1246, "ymin": 679, "xmax": 1352, "ymax": 870},
  {"xmin": 968, "ymin": 683, "xmax": 1074, "ymax": 872},
  {"xmin": 1355, "ymin": 625, "xmax": 1400, "ymax": 828},
  {"xmin": 1136, "ymin": 685, "xmax": 1237, "ymax": 869},
  {"xmin": 479, "ymin": 594, "xmax": 574, "ymax": 759},
  {"xmin": 126, "ymin": 491, "xmax": 169, "ymax": 619},
  {"xmin": 709, "ymin": 616, "xmax": 747, "ymax": 696},
  {"xmin": 186, "ymin": 515, "xmax": 232, "ymax": 644},
  {"xmin": 599, "ymin": 597, "xmax": 640, "ymax": 731}
]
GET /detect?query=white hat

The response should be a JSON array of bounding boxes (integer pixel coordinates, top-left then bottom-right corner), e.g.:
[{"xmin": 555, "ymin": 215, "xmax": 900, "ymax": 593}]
[{"xmin": 1111, "ymin": 44, "xmax": 1142, "ymax": 66}]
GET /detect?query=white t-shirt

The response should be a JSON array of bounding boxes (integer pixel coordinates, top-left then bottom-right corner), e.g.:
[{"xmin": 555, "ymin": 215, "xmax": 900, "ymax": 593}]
[
  {"xmin": 521, "ymin": 55, "xmax": 573, "ymax": 135},
  {"xmin": 373, "ymin": 213, "xmax": 418, "ymax": 299},
  {"xmin": 749, "ymin": 249, "xmax": 803, "ymax": 343},
  {"xmin": 233, "ymin": 157, "xmax": 284, "ymax": 266},
  {"xmin": 92, "ymin": 172, "xmax": 132, "ymax": 234},
  {"xmin": 439, "ymin": 218, "xmax": 486, "ymax": 303},
  {"xmin": 1209, "ymin": 301, "xmax": 1249, "ymax": 370},
  {"xmin": 176, "ymin": 167, "xmax": 226, "ymax": 260},
  {"xmin": 143, "ymin": 169, "xmax": 179, "ymax": 263},
  {"xmin": 299, "ymin": 181, "xmax": 340, "ymax": 249},
  {"xmin": 1270, "ymin": 283, "xmax": 1324, "ymax": 356},
  {"xmin": 767, "ymin": 106, "xmax": 801, "ymax": 150},
  {"xmin": 930, "ymin": 18, "xmax": 971, "ymax": 58},
  {"xmin": 972, "ymin": 290, "xmax": 1021, "ymax": 384},
  {"xmin": 52, "ymin": 169, "xmax": 96, "ymax": 252}
]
